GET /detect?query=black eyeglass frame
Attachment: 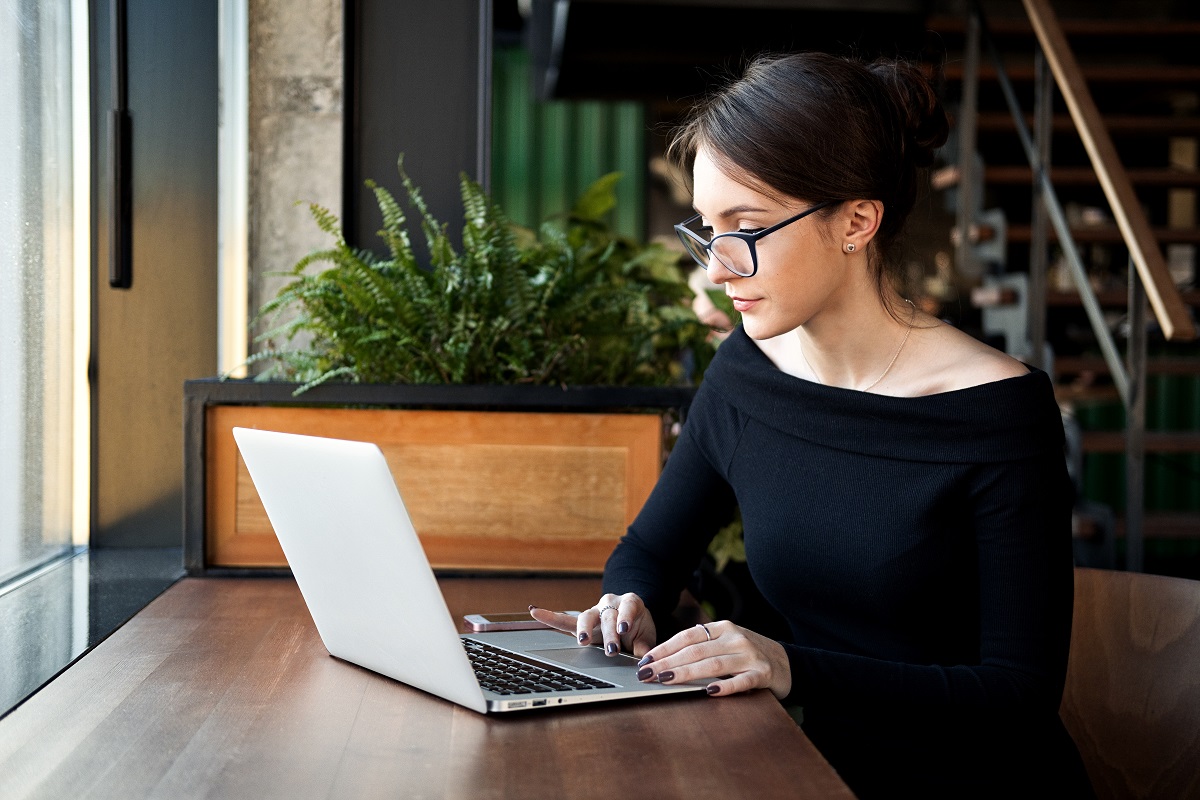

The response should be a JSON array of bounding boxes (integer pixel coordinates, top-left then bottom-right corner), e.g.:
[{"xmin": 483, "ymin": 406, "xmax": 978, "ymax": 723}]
[{"xmin": 674, "ymin": 200, "xmax": 836, "ymax": 277}]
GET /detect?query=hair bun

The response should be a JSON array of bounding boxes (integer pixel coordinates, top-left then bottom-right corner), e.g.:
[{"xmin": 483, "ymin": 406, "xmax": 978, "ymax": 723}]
[{"xmin": 868, "ymin": 59, "xmax": 950, "ymax": 168}]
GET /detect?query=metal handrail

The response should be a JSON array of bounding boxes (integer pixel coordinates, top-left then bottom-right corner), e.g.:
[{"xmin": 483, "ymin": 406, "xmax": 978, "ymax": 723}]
[
  {"xmin": 1021, "ymin": 0, "xmax": 1195, "ymax": 344},
  {"xmin": 970, "ymin": 7, "xmax": 1130, "ymax": 400}
]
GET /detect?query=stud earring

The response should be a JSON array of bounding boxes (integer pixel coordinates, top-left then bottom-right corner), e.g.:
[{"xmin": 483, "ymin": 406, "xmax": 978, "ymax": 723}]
[{"xmin": 845, "ymin": 242, "xmax": 856, "ymax": 253}]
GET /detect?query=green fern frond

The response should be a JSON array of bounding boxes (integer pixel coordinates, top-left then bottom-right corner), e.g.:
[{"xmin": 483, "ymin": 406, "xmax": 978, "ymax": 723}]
[
  {"xmin": 571, "ymin": 172, "xmax": 622, "ymax": 222},
  {"xmin": 367, "ymin": 179, "xmax": 414, "ymax": 265},
  {"xmin": 303, "ymin": 201, "xmax": 345, "ymax": 240},
  {"xmin": 248, "ymin": 154, "xmax": 716, "ymax": 390}
]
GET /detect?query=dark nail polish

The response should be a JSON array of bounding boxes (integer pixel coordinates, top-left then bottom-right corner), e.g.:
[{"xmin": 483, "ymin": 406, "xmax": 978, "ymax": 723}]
[
  {"xmin": 637, "ymin": 654, "xmax": 654, "ymax": 667},
  {"xmin": 637, "ymin": 667, "xmax": 653, "ymax": 681},
  {"xmin": 617, "ymin": 621, "xmax": 629, "ymax": 635},
  {"xmin": 706, "ymin": 684, "xmax": 720, "ymax": 695},
  {"xmin": 657, "ymin": 670, "xmax": 675, "ymax": 683},
  {"xmin": 528, "ymin": 604, "xmax": 537, "ymax": 611},
  {"xmin": 605, "ymin": 642, "xmax": 618, "ymax": 655},
  {"xmin": 578, "ymin": 631, "xmax": 588, "ymax": 643}
]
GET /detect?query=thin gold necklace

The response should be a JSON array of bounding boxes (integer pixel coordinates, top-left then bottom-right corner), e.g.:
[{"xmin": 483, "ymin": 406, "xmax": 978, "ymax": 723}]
[{"xmin": 798, "ymin": 299, "xmax": 916, "ymax": 392}]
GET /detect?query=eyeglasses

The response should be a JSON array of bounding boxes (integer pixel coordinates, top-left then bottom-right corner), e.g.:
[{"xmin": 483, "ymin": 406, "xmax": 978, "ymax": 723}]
[{"xmin": 674, "ymin": 201, "xmax": 835, "ymax": 277}]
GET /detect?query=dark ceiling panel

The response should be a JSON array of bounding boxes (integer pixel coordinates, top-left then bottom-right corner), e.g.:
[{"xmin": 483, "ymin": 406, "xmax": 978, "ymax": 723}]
[{"xmin": 528, "ymin": 1, "xmax": 939, "ymax": 104}]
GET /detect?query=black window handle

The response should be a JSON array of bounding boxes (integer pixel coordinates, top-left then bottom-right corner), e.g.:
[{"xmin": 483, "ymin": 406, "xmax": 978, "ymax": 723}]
[{"xmin": 108, "ymin": 0, "xmax": 131, "ymax": 289}]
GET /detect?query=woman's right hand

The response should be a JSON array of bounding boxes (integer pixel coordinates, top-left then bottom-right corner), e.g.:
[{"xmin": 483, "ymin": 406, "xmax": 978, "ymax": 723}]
[{"xmin": 529, "ymin": 593, "xmax": 657, "ymax": 658}]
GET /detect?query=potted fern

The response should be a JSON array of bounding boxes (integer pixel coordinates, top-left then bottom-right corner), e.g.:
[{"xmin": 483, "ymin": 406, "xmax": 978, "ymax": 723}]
[
  {"xmin": 184, "ymin": 157, "xmax": 714, "ymax": 576},
  {"xmin": 248, "ymin": 158, "xmax": 710, "ymax": 391}
]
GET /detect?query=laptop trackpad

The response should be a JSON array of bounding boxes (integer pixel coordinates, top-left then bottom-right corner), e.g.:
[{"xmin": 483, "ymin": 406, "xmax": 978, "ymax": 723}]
[{"xmin": 531, "ymin": 646, "xmax": 637, "ymax": 669}]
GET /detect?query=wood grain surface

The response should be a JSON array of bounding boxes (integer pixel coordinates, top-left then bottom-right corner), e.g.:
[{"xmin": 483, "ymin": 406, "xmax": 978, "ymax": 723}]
[
  {"xmin": 1061, "ymin": 567, "xmax": 1200, "ymax": 800},
  {"xmin": 0, "ymin": 577, "xmax": 855, "ymax": 800},
  {"xmin": 205, "ymin": 405, "xmax": 663, "ymax": 571}
]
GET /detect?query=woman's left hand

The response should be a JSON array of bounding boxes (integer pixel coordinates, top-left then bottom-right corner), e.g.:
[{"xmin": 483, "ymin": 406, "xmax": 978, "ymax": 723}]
[{"xmin": 636, "ymin": 620, "xmax": 792, "ymax": 700}]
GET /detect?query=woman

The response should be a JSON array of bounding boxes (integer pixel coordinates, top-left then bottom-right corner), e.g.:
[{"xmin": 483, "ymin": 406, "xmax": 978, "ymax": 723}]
[{"xmin": 531, "ymin": 51, "xmax": 1093, "ymax": 798}]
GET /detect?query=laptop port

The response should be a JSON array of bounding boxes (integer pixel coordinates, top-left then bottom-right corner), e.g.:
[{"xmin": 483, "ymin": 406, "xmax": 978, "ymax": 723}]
[{"xmin": 532, "ymin": 699, "xmax": 547, "ymax": 707}]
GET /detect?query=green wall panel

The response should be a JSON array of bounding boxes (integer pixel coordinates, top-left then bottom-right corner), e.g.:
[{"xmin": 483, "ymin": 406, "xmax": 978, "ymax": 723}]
[
  {"xmin": 1075, "ymin": 362, "xmax": 1200, "ymax": 516},
  {"xmin": 492, "ymin": 46, "xmax": 646, "ymax": 239},
  {"xmin": 494, "ymin": 45, "xmax": 535, "ymax": 227}
]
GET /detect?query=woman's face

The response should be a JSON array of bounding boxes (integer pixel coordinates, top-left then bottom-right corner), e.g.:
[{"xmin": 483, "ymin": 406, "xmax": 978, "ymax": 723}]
[{"xmin": 691, "ymin": 146, "xmax": 843, "ymax": 340}]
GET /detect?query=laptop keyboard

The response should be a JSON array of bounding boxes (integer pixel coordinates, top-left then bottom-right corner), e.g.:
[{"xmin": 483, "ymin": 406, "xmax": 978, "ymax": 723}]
[{"xmin": 463, "ymin": 638, "xmax": 617, "ymax": 695}]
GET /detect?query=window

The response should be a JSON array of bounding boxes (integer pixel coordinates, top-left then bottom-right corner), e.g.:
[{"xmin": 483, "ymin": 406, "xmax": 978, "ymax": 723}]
[{"xmin": 0, "ymin": 0, "xmax": 87, "ymax": 587}]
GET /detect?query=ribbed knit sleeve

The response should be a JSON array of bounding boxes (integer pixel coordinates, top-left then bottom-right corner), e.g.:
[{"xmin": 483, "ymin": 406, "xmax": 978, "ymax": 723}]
[{"xmin": 602, "ymin": 378, "xmax": 741, "ymax": 627}]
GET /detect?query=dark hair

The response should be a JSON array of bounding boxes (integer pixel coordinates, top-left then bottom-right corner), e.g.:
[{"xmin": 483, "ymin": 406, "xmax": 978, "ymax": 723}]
[{"xmin": 668, "ymin": 51, "xmax": 949, "ymax": 303}]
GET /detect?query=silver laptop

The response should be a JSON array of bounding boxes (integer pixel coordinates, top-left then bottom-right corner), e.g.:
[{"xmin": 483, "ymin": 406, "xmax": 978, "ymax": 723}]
[{"xmin": 232, "ymin": 426, "xmax": 706, "ymax": 713}]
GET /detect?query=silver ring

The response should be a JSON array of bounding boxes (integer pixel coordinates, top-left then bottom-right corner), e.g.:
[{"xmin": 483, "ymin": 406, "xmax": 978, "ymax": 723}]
[
  {"xmin": 598, "ymin": 605, "xmax": 618, "ymax": 616},
  {"xmin": 698, "ymin": 623, "xmax": 712, "ymax": 641}
]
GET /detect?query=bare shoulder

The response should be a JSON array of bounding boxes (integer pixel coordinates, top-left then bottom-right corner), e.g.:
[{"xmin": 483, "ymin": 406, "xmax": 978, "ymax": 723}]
[{"xmin": 907, "ymin": 319, "xmax": 1030, "ymax": 394}]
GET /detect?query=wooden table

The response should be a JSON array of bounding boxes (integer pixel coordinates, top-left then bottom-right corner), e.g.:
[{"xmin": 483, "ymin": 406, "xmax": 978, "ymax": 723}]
[{"xmin": 0, "ymin": 576, "xmax": 855, "ymax": 799}]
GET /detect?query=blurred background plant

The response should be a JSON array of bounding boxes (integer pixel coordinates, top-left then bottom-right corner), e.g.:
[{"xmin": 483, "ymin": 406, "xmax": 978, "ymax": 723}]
[{"xmin": 242, "ymin": 156, "xmax": 715, "ymax": 393}]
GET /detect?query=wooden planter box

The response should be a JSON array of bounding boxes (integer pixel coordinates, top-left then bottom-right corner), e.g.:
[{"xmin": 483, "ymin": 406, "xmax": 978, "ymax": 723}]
[{"xmin": 183, "ymin": 380, "xmax": 696, "ymax": 576}]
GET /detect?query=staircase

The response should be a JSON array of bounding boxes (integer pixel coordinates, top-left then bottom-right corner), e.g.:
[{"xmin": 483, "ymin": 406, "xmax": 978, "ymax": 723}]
[{"xmin": 925, "ymin": 4, "xmax": 1200, "ymax": 574}]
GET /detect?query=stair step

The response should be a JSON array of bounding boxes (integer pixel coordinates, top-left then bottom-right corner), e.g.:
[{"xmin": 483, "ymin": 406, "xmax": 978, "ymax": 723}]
[
  {"xmin": 1081, "ymin": 431, "xmax": 1200, "ymax": 454},
  {"xmin": 1044, "ymin": 289, "xmax": 1200, "ymax": 306},
  {"xmin": 1115, "ymin": 512, "xmax": 1200, "ymax": 540},
  {"xmin": 943, "ymin": 63, "xmax": 1200, "ymax": 84},
  {"xmin": 973, "ymin": 112, "xmax": 1200, "ymax": 136},
  {"xmin": 985, "ymin": 166, "xmax": 1200, "ymax": 186},
  {"xmin": 926, "ymin": 15, "xmax": 1200, "ymax": 38},
  {"xmin": 1008, "ymin": 225, "xmax": 1200, "ymax": 245},
  {"xmin": 1075, "ymin": 512, "xmax": 1200, "ymax": 541},
  {"xmin": 1057, "ymin": 356, "xmax": 1200, "ymax": 377}
]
